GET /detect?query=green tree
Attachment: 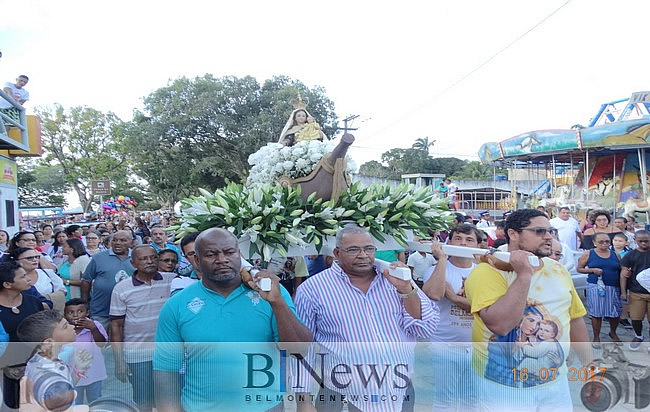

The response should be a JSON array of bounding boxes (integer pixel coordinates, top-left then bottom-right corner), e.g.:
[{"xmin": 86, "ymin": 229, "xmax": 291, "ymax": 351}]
[
  {"xmin": 358, "ymin": 160, "xmax": 396, "ymax": 179},
  {"xmin": 427, "ymin": 157, "xmax": 466, "ymax": 177},
  {"xmin": 381, "ymin": 148, "xmax": 432, "ymax": 175},
  {"xmin": 411, "ymin": 136, "xmax": 436, "ymax": 153},
  {"xmin": 17, "ymin": 159, "xmax": 69, "ymax": 207},
  {"xmin": 453, "ymin": 160, "xmax": 502, "ymax": 180},
  {"xmin": 37, "ymin": 104, "xmax": 129, "ymax": 213},
  {"xmin": 125, "ymin": 74, "xmax": 337, "ymax": 207}
]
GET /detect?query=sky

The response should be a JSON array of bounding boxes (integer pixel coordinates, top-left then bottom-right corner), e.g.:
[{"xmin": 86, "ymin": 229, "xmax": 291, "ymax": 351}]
[{"xmin": 3, "ymin": 0, "xmax": 649, "ymax": 178}]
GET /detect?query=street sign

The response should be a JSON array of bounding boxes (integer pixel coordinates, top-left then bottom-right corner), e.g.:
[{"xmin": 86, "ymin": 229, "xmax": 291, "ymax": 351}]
[{"xmin": 91, "ymin": 180, "xmax": 111, "ymax": 196}]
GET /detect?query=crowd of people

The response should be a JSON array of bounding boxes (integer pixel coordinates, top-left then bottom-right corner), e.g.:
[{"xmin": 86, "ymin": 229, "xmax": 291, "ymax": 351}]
[{"xmin": 0, "ymin": 207, "xmax": 647, "ymax": 411}]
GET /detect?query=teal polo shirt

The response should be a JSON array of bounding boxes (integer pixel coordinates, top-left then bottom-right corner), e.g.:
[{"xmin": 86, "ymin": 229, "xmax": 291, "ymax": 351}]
[{"xmin": 154, "ymin": 280, "xmax": 298, "ymax": 411}]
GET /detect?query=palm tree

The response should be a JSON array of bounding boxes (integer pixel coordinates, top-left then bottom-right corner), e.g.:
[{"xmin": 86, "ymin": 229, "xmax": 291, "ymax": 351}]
[
  {"xmin": 570, "ymin": 124, "xmax": 586, "ymax": 130},
  {"xmin": 412, "ymin": 136, "xmax": 436, "ymax": 153}
]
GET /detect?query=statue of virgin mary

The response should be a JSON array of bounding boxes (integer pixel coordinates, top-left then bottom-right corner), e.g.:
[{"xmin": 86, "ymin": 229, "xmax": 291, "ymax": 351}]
[{"xmin": 278, "ymin": 105, "xmax": 327, "ymax": 146}]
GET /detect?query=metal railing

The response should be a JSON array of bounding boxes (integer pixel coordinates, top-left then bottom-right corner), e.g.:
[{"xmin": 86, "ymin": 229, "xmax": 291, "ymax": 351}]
[
  {"xmin": 456, "ymin": 191, "xmax": 514, "ymax": 213},
  {"xmin": 0, "ymin": 89, "xmax": 30, "ymax": 151}
]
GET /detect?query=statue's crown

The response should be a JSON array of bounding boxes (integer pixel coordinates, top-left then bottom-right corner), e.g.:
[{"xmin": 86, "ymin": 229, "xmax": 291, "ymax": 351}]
[{"xmin": 293, "ymin": 94, "xmax": 308, "ymax": 110}]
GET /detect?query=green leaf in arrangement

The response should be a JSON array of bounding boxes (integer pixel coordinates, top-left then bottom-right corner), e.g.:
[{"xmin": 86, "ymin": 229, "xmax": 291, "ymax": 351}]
[{"xmin": 175, "ymin": 182, "xmax": 451, "ymax": 258}]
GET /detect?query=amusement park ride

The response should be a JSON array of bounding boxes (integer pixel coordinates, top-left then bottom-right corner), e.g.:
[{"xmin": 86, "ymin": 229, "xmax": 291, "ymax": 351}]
[{"xmin": 478, "ymin": 91, "xmax": 650, "ymax": 220}]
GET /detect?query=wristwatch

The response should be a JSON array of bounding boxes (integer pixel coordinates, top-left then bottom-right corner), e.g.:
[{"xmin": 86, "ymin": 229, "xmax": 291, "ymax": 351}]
[{"xmin": 398, "ymin": 281, "xmax": 419, "ymax": 299}]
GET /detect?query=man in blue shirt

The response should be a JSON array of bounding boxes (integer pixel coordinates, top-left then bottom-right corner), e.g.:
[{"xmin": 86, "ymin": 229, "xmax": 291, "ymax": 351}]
[
  {"xmin": 153, "ymin": 228, "xmax": 311, "ymax": 412},
  {"xmin": 150, "ymin": 226, "xmax": 191, "ymax": 276},
  {"xmin": 81, "ymin": 230, "xmax": 135, "ymax": 331}
]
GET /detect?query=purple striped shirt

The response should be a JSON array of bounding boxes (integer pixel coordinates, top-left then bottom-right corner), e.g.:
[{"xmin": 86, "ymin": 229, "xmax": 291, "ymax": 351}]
[{"xmin": 293, "ymin": 261, "xmax": 439, "ymax": 411}]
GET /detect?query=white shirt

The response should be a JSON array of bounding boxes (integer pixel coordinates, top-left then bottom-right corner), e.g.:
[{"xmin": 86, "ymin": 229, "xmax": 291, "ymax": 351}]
[
  {"xmin": 423, "ymin": 260, "xmax": 476, "ymax": 343},
  {"xmin": 447, "ymin": 183, "xmax": 458, "ymax": 197},
  {"xmin": 407, "ymin": 252, "xmax": 436, "ymax": 281},
  {"xmin": 0, "ymin": 82, "xmax": 29, "ymax": 109},
  {"xmin": 476, "ymin": 219, "xmax": 490, "ymax": 229},
  {"xmin": 33, "ymin": 269, "xmax": 66, "ymax": 295},
  {"xmin": 549, "ymin": 216, "xmax": 580, "ymax": 250},
  {"xmin": 560, "ymin": 242, "xmax": 576, "ymax": 273}
]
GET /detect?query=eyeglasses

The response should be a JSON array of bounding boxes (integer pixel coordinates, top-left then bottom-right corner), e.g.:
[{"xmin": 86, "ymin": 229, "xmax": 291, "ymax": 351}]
[
  {"xmin": 20, "ymin": 255, "xmax": 40, "ymax": 261},
  {"xmin": 340, "ymin": 246, "xmax": 377, "ymax": 255},
  {"xmin": 521, "ymin": 227, "xmax": 554, "ymax": 237}
]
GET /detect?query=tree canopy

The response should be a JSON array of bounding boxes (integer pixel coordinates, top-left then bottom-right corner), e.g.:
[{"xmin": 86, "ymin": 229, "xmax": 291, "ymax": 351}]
[
  {"xmin": 358, "ymin": 139, "xmax": 503, "ymax": 180},
  {"xmin": 124, "ymin": 74, "xmax": 337, "ymax": 207},
  {"xmin": 17, "ymin": 159, "xmax": 69, "ymax": 207},
  {"xmin": 37, "ymin": 105, "xmax": 130, "ymax": 212}
]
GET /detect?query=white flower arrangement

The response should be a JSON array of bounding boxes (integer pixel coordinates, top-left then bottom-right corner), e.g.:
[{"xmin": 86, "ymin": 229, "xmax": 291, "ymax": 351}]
[
  {"xmin": 247, "ymin": 140, "xmax": 357, "ymax": 187},
  {"xmin": 171, "ymin": 182, "xmax": 453, "ymax": 261}
]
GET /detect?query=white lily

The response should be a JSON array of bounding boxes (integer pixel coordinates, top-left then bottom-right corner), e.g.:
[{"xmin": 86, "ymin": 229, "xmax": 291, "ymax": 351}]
[
  {"xmin": 319, "ymin": 207, "xmax": 335, "ymax": 220},
  {"xmin": 191, "ymin": 201, "xmax": 211, "ymax": 215},
  {"xmin": 243, "ymin": 227, "xmax": 259, "ymax": 243}
]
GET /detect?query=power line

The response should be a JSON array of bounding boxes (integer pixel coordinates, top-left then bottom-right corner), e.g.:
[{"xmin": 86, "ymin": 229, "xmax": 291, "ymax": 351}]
[
  {"xmin": 360, "ymin": 0, "xmax": 573, "ymax": 141},
  {"xmin": 351, "ymin": 145, "xmax": 479, "ymax": 159},
  {"xmin": 335, "ymin": 114, "xmax": 360, "ymax": 134}
]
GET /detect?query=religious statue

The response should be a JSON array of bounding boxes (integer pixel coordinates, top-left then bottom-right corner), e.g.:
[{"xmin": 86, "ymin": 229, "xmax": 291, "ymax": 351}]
[{"xmin": 278, "ymin": 96, "xmax": 327, "ymax": 146}]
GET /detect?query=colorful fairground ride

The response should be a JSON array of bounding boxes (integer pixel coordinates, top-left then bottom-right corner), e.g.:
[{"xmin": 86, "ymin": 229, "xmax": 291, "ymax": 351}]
[{"xmin": 478, "ymin": 91, "xmax": 650, "ymax": 221}]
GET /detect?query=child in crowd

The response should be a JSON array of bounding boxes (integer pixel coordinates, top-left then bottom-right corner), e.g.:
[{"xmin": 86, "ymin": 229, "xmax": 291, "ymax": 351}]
[
  {"xmin": 612, "ymin": 232, "xmax": 633, "ymax": 329},
  {"xmin": 17, "ymin": 310, "xmax": 92, "ymax": 411},
  {"xmin": 611, "ymin": 232, "xmax": 629, "ymax": 258},
  {"xmin": 64, "ymin": 298, "xmax": 108, "ymax": 404}
]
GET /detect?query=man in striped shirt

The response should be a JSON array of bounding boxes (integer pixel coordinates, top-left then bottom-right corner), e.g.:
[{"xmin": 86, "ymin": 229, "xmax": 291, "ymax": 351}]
[
  {"xmin": 294, "ymin": 225, "xmax": 439, "ymax": 412},
  {"xmin": 110, "ymin": 245, "xmax": 175, "ymax": 412}
]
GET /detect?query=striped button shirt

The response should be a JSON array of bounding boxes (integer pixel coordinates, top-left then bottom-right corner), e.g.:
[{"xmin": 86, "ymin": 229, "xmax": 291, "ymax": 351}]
[
  {"xmin": 110, "ymin": 271, "xmax": 175, "ymax": 363},
  {"xmin": 294, "ymin": 261, "xmax": 439, "ymax": 411}
]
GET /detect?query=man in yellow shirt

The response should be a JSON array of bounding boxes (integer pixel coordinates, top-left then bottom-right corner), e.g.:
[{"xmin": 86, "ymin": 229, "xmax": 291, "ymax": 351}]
[{"xmin": 465, "ymin": 209, "xmax": 592, "ymax": 411}]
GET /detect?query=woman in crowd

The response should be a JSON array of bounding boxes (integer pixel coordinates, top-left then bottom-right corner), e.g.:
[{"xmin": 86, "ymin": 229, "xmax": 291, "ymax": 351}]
[
  {"xmin": 41, "ymin": 224, "xmax": 54, "ymax": 244},
  {"xmin": 99, "ymin": 229, "xmax": 111, "ymax": 249},
  {"xmin": 34, "ymin": 230, "xmax": 50, "ymax": 254},
  {"xmin": 0, "ymin": 230, "xmax": 9, "ymax": 252},
  {"xmin": 0, "ymin": 261, "xmax": 44, "ymax": 342},
  {"xmin": 579, "ymin": 208, "xmax": 594, "ymax": 232},
  {"xmin": 158, "ymin": 249, "xmax": 178, "ymax": 273},
  {"xmin": 85, "ymin": 230, "xmax": 103, "ymax": 256},
  {"xmin": 477, "ymin": 230, "xmax": 490, "ymax": 249},
  {"xmin": 581, "ymin": 210, "xmax": 622, "ymax": 250},
  {"xmin": 7, "ymin": 232, "xmax": 57, "ymax": 271},
  {"xmin": 106, "ymin": 221, "xmax": 116, "ymax": 233},
  {"xmin": 577, "ymin": 232, "xmax": 622, "ymax": 347},
  {"xmin": 57, "ymin": 238, "xmax": 91, "ymax": 299},
  {"xmin": 10, "ymin": 247, "xmax": 67, "ymax": 313},
  {"xmin": 48, "ymin": 230, "xmax": 68, "ymax": 267}
]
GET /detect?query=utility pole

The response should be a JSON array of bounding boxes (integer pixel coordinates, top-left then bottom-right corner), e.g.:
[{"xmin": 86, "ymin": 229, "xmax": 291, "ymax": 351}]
[{"xmin": 338, "ymin": 114, "xmax": 360, "ymax": 134}]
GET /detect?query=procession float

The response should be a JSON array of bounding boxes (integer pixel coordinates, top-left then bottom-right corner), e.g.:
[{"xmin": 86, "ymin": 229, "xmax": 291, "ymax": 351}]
[
  {"xmin": 478, "ymin": 91, "xmax": 650, "ymax": 220},
  {"xmin": 171, "ymin": 98, "xmax": 453, "ymax": 260}
]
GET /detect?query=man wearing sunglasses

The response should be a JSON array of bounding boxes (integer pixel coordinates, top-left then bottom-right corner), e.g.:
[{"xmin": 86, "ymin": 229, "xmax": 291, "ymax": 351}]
[{"xmin": 465, "ymin": 209, "xmax": 591, "ymax": 411}]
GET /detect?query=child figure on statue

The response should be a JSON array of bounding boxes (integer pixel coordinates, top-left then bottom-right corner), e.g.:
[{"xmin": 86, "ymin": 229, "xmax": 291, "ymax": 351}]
[{"xmin": 296, "ymin": 116, "xmax": 324, "ymax": 143}]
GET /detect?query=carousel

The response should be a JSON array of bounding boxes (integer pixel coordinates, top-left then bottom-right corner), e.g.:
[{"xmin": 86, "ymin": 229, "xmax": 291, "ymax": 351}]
[{"xmin": 478, "ymin": 91, "xmax": 650, "ymax": 221}]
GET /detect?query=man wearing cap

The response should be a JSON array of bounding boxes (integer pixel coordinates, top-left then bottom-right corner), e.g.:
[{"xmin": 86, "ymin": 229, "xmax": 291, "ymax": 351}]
[{"xmin": 476, "ymin": 211, "xmax": 491, "ymax": 229}]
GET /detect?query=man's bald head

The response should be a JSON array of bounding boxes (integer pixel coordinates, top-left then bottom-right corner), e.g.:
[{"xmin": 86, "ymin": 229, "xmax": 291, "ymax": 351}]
[
  {"xmin": 195, "ymin": 228, "xmax": 241, "ymax": 284},
  {"xmin": 110, "ymin": 230, "xmax": 133, "ymax": 256},
  {"xmin": 195, "ymin": 228, "xmax": 238, "ymax": 254}
]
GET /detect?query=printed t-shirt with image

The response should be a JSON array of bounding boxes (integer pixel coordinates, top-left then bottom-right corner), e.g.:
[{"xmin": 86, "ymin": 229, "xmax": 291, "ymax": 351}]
[{"xmin": 464, "ymin": 258, "xmax": 586, "ymax": 388}]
